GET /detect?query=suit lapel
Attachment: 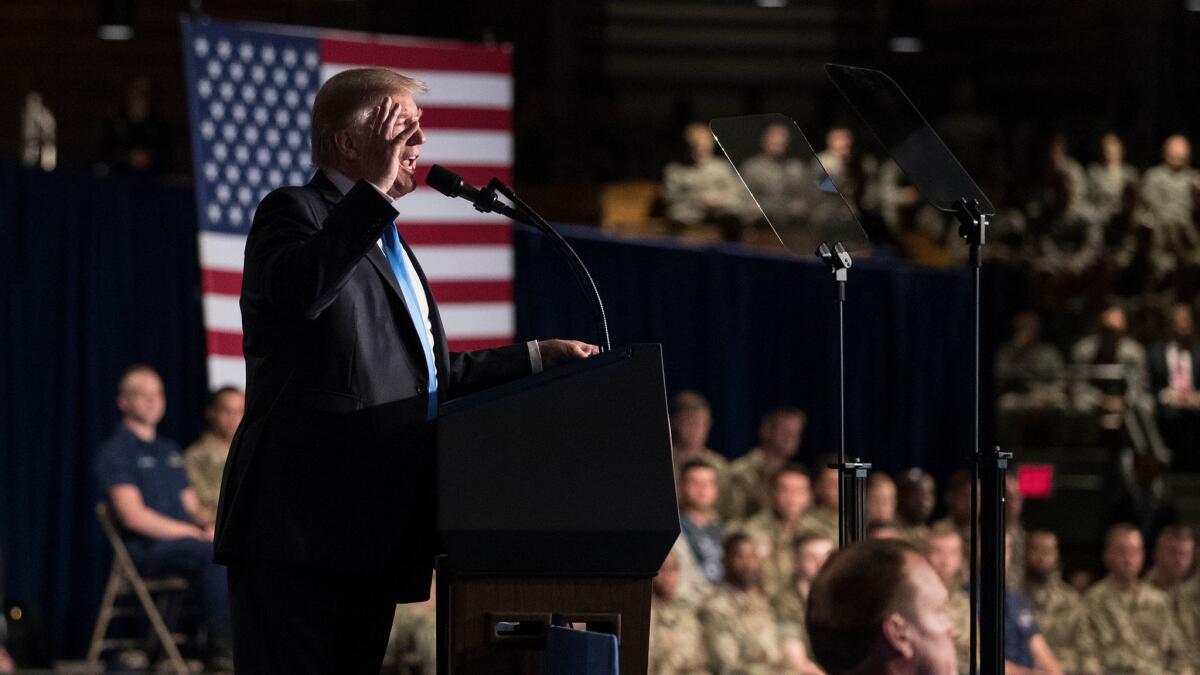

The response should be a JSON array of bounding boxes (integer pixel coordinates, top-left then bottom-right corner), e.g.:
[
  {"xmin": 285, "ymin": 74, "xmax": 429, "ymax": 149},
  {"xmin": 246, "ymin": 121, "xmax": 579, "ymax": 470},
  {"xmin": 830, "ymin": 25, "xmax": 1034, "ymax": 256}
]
[{"xmin": 310, "ymin": 171, "xmax": 429, "ymax": 368}]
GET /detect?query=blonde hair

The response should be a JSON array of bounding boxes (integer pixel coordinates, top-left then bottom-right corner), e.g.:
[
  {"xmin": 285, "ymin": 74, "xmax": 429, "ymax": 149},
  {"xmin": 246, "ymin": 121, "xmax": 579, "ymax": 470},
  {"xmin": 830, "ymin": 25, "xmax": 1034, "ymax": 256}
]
[{"xmin": 310, "ymin": 68, "xmax": 427, "ymax": 168}]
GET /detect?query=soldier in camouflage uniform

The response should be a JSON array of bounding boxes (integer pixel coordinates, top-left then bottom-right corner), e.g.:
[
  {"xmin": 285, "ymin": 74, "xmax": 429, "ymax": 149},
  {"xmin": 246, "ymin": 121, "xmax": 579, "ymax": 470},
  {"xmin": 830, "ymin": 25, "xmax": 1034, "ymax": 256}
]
[
  {"xmin": 1145, "ymin": 524, "xmax": 1195, "ymax": 592},
  {"xmin": 926, "ymin": 524, "xmax": 970, "ymax": 672},
  {"xmin": 1083, "ymin": 524, "xmax": 1193, "ymax": 674},
  {"xmin": 1024, "ymin": 530, "xmax": 1099, "ymax": 674},
  {"xmin": 381, "ymin": 580, "xmax": 435, "ymax": 675},
  {"xmin": 670, "ymin": 392, "xmax": 733, "ymax": 518},
  {"xmin": 183, "ymin": 387, "xmax": 244, "ymax": 523},
  {"xmin": 649, "ymin": 550, "xmax": 711, "ymax": 674},
  {"xmin": 803, "ymin": 456, "xmax": 841, "ymax": 543},
  {"xmin": 699, "ymin": 534, "xmax": 796, "ymax": 674},
  {"xmin": 726, "ymin": 408, "xmax": 806, "ymax": 522},
  {"xmin": 894, "ymin": 468, "xmax": 936, "ymax": 543},
  {"xmin": 772, "ymin": 532, "xmax": 833, "ymax": 675},
  {"xmin": 734, "ymin": 465, "xmax": 815, "ymax": 599}
]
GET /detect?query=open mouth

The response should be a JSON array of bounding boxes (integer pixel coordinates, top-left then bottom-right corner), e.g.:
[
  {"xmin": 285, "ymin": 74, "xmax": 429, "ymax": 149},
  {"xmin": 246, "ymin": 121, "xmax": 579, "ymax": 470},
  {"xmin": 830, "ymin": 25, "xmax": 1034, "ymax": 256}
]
[{"xmin": 401, "ymin": 155, "xmax": 419, "ymax": 174}]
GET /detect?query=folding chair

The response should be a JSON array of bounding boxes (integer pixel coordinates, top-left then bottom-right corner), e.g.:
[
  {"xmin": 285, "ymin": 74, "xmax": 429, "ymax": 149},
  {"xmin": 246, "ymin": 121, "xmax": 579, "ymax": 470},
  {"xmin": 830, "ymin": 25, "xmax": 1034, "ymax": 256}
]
[{"xmin": 86, "ymin": 502, "xmax": 191, "ymax": 674}]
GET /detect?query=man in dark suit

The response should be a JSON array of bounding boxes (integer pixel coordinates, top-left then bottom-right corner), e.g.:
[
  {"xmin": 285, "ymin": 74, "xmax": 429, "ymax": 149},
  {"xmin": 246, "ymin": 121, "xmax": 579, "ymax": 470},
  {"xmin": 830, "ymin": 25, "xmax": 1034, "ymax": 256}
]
[
  {"xmin": 1149, "ymin": 303, "xmax": 1200, "ymax": 470},
  {"xmin": 214, "ymin": 67, "xmax": 597, "ymax": 673}
]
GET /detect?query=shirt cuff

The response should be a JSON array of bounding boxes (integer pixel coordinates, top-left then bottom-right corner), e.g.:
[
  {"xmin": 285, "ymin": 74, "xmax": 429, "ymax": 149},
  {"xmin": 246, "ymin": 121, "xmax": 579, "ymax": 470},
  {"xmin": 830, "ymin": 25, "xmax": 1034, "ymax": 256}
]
[{"xmin": 527, "ymin": 340, "xmax": 543, "ymax": 374}]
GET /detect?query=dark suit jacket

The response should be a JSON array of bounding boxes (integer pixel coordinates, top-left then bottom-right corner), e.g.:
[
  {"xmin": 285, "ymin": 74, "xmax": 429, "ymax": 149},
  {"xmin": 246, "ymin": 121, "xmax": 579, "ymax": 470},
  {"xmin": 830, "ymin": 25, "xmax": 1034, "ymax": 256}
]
[
  {"xmin": 1148, "ymin": 340, "xmax": 1200, "ymax": 397},
  {"xmin": 213, "ymin": 171, "xmax": 531, "ymax": 601}
]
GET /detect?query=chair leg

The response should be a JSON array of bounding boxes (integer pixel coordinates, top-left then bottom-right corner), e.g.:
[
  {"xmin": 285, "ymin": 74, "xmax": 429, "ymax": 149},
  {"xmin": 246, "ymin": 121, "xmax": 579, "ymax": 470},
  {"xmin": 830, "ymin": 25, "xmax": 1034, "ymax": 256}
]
[
  {"xmin": 121, "ymin": 558, "xmax": 189, "ymax": 675},
  {"xmin": 86, "ymin": 563, "xmax": 125, "ymax": 665}
]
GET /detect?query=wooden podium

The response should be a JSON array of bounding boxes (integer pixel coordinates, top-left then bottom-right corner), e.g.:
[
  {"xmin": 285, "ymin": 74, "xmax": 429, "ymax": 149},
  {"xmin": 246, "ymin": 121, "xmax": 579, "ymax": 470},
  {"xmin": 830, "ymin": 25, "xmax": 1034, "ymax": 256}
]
[{"xmin": 435, "ymin": 344, "xmax": 679, "ymax": 674}]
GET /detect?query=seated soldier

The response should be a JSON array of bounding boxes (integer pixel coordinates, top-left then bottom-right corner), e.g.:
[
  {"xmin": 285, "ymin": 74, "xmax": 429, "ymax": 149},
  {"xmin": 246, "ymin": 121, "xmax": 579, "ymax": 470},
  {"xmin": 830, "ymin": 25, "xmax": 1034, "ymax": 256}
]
[
  {"xmin": 183, "ymin": 386, "xmax": 244, "ymax": 527},
  {"xmin": 648, "ymin": 550, "xmax": 709, "ymax": 675},
  {"xmin": 925, "ymin": 524, "xmax": 970, "ymax": 671},
  {"xmin": 806, "ymin": 538, "xmax": 959, "ymax": 675},
  {"xmin": 1023, "ymin": 530, "xmax": 1096, "ymax": 674},
  {"xmin": 1084, "ymin": 524, "xmax": 1192, "ymax": 674},
  {"xmin": 1146, "ymin": 524, "xmax": 1196, "ymax": 592},
  {"xmin": 805, "ymin": 456, "xmax": 841, "ymax": 543},
  {"xmin": 774, "ymin": 532, "xmax": 834, "ymax": 675},
  {"xmin": 894, "ymin": 468, "xmax": 936, "ymax": 543},
  {"xmin": 866, "ymin": 472, "xmax": 897, "ymax": 526},
  {"xmin": 727, "ymin": 407, "xmax": 806, "ymax": 521},
  {"xmin": 93, "ymin": 365, "xmax": 231, "ymax": 665},
  {"xmin": 678, "ymin": 460, "xmax": 725, "ymax": 587},
  {"xmin": 736, "ymin": 464, "xmax": 816, "ymax": 598},
  {"xmin": 699, "ymin": 534, "xmax": 795, "ymax": 673},
  {"xmin": 669, "ymin": 391, "xmax": 732, "ymax": 517}
]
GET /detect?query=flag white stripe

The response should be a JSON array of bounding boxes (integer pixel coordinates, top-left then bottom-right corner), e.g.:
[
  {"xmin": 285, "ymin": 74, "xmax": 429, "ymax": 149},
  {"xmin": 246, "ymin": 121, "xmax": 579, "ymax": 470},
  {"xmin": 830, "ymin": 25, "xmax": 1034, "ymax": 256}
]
[
  {"xmin": 397, "ymin": 189, "xmax": 511, "ymax": 222},
  {"xmin": 438, "ymin": 302, "xmax": 516, "ymax": 337},
  {"xmin": 319, "ymin": 65, "xmax": 512, "ymax": 108},
  {"xmin": 199, "ymin": 232, "xmax": 248, "ymax": 272},
  {"xmin": 409, "ymin": 245, "xmax": 512, "ymax": 280},
  {"xmin": 416, "ymin": 130, "xmax": 511, "ymax": 165},
  {"xmin": 203, "ymin": 295, "xmax": 243, "ymax": 332},
  {"xmin": 208, "ymin": 355, "xmax": 247, "ymax": 389}
]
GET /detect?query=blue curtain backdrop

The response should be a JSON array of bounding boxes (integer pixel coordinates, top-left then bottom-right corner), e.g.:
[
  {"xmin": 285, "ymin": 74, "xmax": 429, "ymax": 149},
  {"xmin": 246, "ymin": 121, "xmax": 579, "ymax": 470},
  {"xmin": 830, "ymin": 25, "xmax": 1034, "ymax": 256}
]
[{"xmin": 0, "ymin": 164, "xmax": 1007, "ymax": 658}]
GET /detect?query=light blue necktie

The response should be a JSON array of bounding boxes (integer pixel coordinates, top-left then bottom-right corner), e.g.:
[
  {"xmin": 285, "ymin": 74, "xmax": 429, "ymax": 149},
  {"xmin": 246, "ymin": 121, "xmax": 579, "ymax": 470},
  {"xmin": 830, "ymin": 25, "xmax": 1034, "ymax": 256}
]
[{"xmin": 381, "ymin": 223, "xmax": 439, "ymax": 419}]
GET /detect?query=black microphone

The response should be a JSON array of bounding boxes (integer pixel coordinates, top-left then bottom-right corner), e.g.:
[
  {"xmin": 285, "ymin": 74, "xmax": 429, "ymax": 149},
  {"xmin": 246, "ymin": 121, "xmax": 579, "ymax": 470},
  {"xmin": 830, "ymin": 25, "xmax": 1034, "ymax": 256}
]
[{"xmin": 425, "ymin": 164, "xmax": 523, "ymax": 221}]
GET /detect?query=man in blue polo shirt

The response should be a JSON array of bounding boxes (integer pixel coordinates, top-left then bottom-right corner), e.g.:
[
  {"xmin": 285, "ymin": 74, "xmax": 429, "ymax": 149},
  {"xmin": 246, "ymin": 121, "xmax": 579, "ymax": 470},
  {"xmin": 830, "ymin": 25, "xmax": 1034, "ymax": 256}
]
[{"xmin": 93, "ymin": 364, "xmax": 231, "ymax": 664}]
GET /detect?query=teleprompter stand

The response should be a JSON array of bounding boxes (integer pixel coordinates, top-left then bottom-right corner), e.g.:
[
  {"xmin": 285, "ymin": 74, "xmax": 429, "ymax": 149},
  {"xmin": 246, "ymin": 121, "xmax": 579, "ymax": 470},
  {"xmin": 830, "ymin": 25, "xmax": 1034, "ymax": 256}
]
[
  {"xmin": 710, "ymin": 114, "xmax": 874, "ymax": 547},
  {"xmin": 818, "ymin": 241, "xmax": 871, "ymax": 547},
  {"xmin": 827, "ymin": 63, "xmax": 1007, "ymax": 675},
  {"xmin": 434, "ymin": 344, "xmax": 678, "ymax": 674}
]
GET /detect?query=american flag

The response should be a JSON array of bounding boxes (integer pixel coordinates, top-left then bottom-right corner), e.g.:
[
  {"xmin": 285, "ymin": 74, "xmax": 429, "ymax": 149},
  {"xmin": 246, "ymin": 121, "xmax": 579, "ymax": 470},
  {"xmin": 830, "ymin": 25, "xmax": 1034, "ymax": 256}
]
[{"xmin": 181, "ymin": 17, "xmax": 514, "ymax": 388}]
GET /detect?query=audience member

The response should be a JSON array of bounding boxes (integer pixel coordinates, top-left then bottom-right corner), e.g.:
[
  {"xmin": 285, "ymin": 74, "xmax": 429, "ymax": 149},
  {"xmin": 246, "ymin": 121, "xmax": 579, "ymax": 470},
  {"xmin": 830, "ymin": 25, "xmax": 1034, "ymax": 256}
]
[
  {"xmin": 648, "ymin": 550, "xmax": 710, "ymax": 675},
  {"xmin": 1149, "ymin": 304, "xmax": 1200, "ymax": 470},
  {"xmin": 925, "ymin": 524, "xmax": 969, "ymax": 670},
  {"xmin": 677, "ymin": 460, "xmax": 725, "ymax": 587},
  {"xmin": 699, "ymin": 534, "xmax": 793, "ymax": 673},
  {"xmin": 1146, "ymin": 524, "xmax": 1196, "ymax": 592},
  {"xmin": 1071, "ymin": 303, "xmax": 1153, "ymax": 427},
  {"xmin": 814, "ymin": 126, "xmax": 875, "ymax": 219},
  {"xmin": 92, "ymin": 364, "xmax": 231, "ymax": 666},
  {"xmin": 806, "ymin": 538, "xmax": 959, "ymax": 675},
  {"xmin": 894, "ymin": 468, "xmax": 936, "ymax": 543},
  {"xmin": 662, "ymin": 122, "xmax": 750, "ymax": 238},
  {"xmin": 1087, "ymin": 132, "xmax": 1139, "ymax": 232},
  {"xmin": 805, "ymin": 456, "xmax": 841, "ymax": 543},
  {"xmin": 1140, "ymin": 134, "xmax": 1200, "ymax": 275},
  {"xmin": 1023, "ymin": 530, "xmax": 1097, "ymax": 674},
  {"xmin": 727, "ymin": 407, "xmax": 806, "ymax": 521},
  {"xmin": 669, "ymin": 391, "xmax": 731, "ymax": 515},
  {"xmin": 1001, "ymin": 532, "xmax": 1064, "ymax": 675},
  {"xmin": 1176, "ymin": 563, "xmax": 1200, "ymax": 670},
  {"xmin": 774, "ymin": 532, "xmax": 833, "ymax": 675},
  {"xmin": 995, "ymin": 311, "xmax": 1067, "ymax": 412},
  {"xmin": 739, "ymin": 121, "xmax": 810, "ymax": 231},
  {"xmin": 737, "ymin": 465, "xmax": 816, "ymax": 599},
  {"xmin": 866, "ymin": 472, "xmax": 897, "ymax": 526},
  {"xmin": 1083, "ymin": 524, "xmax": 1191, "ymax": 674},
  {"xmin": 184, "ymin": 386, "xmax": 244, "ymax": 526},
  {"xmin": 98, "ymin": 75, "xmax": 173, "ymax": 175},
  {"xmin": 932, "ymin": 470, "xmax": 972, "ymax": 559}
]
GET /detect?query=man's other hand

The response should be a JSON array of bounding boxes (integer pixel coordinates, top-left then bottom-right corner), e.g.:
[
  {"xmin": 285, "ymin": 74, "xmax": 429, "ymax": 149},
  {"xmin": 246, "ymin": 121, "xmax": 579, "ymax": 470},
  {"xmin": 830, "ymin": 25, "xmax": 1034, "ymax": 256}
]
[{"xmin": 539, "ymin": 339, "xmax": 601, "ymax": 367}]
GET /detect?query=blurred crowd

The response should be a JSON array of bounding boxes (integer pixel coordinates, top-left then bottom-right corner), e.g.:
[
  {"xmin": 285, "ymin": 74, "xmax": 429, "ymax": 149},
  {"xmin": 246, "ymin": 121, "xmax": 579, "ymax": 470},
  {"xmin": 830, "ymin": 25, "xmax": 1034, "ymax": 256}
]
[{"xmin": 650, "ymin": 392, "xmax": 1200, "ymax": 674}]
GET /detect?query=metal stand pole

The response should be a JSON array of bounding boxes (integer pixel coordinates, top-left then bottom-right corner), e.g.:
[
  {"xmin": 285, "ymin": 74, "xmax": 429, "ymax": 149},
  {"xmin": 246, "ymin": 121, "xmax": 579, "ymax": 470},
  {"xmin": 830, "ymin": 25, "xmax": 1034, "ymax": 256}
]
[{"xmin": 818, "ymin": 241, "xmax": 871, "ymax": 547}]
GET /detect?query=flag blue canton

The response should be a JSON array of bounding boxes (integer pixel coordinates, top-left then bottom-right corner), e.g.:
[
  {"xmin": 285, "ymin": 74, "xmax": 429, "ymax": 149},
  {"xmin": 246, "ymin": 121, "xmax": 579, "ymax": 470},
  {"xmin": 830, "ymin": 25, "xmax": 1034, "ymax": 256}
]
[{"xmin": 182, "ymin": 19, "xmax": 323, "ymax": 235}]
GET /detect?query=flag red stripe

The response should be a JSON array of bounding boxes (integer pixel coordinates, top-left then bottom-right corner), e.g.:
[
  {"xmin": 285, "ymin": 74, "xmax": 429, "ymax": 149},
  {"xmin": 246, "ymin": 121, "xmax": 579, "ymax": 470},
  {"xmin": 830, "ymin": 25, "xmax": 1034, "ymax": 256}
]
[
  {"xmin": 447, "ymin": 336, "xmax": 515, "ymax": 351},
  {"xmin": 207, "ymin": 330, "xmax": 244, "ymax": 357},
  {"xmin": 202, "ymin": 269, "xmax": 243, "ymax": 296},
  {"xmin": 321, "ymin": 39, "xmax": 512, "ymax": 74},
  {"xmin": 397, "ymin": 223, "xmax": 511, "ymax": 245},
  {"xmin": 428, "ymin": 281, "xmax": 512, "ymax": 302},
  {"xmin": 414, "ymin": 164, "xmax": 511, "ymax": 189},
  {"xmin": 420, "ymin": 107, "xmax": 510, "ymax": 130}
]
